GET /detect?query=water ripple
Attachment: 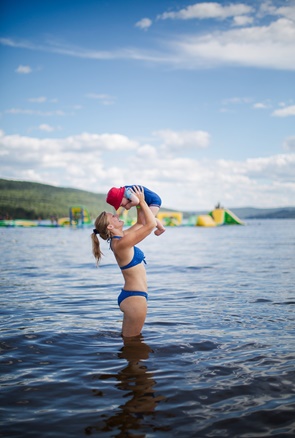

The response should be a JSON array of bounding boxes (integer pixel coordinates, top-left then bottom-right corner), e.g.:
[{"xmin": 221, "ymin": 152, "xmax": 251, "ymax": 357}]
[{"xmin": 1, "ymin": 221, "xmax": 295, "ymax": 437}]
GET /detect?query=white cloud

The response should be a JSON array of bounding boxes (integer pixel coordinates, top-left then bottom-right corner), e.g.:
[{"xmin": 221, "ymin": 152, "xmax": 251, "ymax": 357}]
[
  {"xmin": 6, "ymin": 108, "xmax": 66, "ymax": 116},
  {"xmin": 259, "ymin": 1, "xmax": 279, "ymax": 16},
  {"xmin": 232, "ymin": 15, "xmax": 254, "ymax": 26},
  {"xmin": 135, "ymin": 18, "xmax": 152, "ymax": 30},
  {"xmin": 0, "ymin": 37, "xmax": 34, "ymax": 49},
  {"xmin": 38, "ymin": 124, "xmax": 57, "ymax": 132},
  {"xmin": 28, "ymin": 96, "xmax": 47, "ymax": 103},
  {"xmin": 137, "ymin": 144, "xmax": 158, "ymax": 160},
  {"xmin": 0, "ymin": 37, "xmax": 117, "ymax": 60},
  {"xmin": 27, "ymin": 123, "xmax": 62, "ymax": 134},
  {"xmin": 1, "ymin": 130, "xmax": 294, "ymax": 210},
  {"xmin": 2, "ymin": 14, "xmax": 295, "ymax": 71},
  {"xmin": 0, "ymin": 131, "xmax": 138, "ymax": 154},
  {"xmin": 126, "ymin": 152, "xmax": 295, "ymax": 209},
  {"xmin": 15, "ymin": 65, "xmax": 32, "ymax": 74},
  {"xmin": 154, "ymin": 129, "xmax": 210, "ymax": 149},
  {"xmin": 0, "ymin": 131, "xmax": 139, "ymax": 195},
  {"xmin": 85, "ymin": 93, "xmax": 116, "ymax": 105},
  {"xmin": 223, "ymin": 97, "xmax": 252, "ymax": 105},
  {"xmin": 253, "ymin": 102, "xmax": 270, "ymax": 109},
  {"xmin": 244, "ymin": 154, "xmax": 295, "ymax": 181},
  {"xmin": 276, "ymin": 6, "xmax": 295, "ymax": 21},
  {"xmin": 283, "ymin": 136, "xmax": 295, "ymax": 151},
  {"xmin": 172, "ymin": 18, "xmax": 295, "ymax": 70},
  {"xmin": 158, "ymin": 2, "xmax": 253, "ymax": 21},
  {"xmin": 259, "ymin": 2, "xmax": 295, "ymax": 21},
  {"xmin": 272, "ymin": 105, "xmax": 295, "ymax": 117}
]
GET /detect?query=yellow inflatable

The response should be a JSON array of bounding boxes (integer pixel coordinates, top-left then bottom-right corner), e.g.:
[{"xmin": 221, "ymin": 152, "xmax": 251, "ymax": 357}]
[
  {"xmin": 196, "ymin": 208, "xmax": 244, "ymax": 226},
  {"xmin": 14, "ymin": 220, "xmax": 37, "ymax": 227},
  {"xmin": 209, "ymin": 208, "xmax": 244, "ymax": 225},
  {"xmin": 69, "ymin": 206, "xmax": 91, "ymax": 225},
  {"xmin": 58, "ymin": 217, "xmax": 70, "ymax": 226},
  {"xmin": 157, "ymin": 212, "xmax": 183, "ymax": 226},
  {"xmin": 196, "ymin": 215, "xmax": 216, "ymax": 227}
]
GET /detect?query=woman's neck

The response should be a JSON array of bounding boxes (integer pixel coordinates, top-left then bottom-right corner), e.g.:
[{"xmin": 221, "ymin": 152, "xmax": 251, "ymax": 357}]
[{"xmin": 111, "ymin": 232, "xmax": 124, "ymax": 238}]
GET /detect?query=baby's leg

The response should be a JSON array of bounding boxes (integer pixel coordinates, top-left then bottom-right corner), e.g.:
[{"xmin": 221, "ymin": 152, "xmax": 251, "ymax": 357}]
[{"xmin": 150, "ymin": 206, "xmax": 165, "ymax": 236}]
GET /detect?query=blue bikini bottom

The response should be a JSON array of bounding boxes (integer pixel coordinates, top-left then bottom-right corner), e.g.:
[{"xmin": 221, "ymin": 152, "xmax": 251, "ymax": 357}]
[{"xmin": 118, "ymin": 289, "xmax": 148, "ymax": 306}]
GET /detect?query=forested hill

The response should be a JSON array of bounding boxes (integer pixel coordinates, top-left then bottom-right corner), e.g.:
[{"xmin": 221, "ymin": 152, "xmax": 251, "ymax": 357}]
[
  {"xmin": 1, "ymin": 178, "xmax": 295, "ymax": 220},
  {"xmin": 0, "ymin": 179, "xmax": 109, "ymax": 220},
  {"xmin": 223, "ymin": 206, "xmax": 295, "ymax": 219}
]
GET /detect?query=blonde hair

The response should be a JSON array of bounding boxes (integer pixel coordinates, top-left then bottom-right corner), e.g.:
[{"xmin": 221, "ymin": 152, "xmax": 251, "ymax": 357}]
[{"xmin": 91, "ymin": 211, "xmax": 111, "ymax": 263}]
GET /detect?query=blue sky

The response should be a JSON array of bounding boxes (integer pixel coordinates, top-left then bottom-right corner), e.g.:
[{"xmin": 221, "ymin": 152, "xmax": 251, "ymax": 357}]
[{"xmin": 0, "ymin": 0, "xmax": 294, "ymax": 211}]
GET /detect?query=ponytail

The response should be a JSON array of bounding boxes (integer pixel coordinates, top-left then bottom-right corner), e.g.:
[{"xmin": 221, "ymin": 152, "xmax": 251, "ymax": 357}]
[
  {"xmin": 91, "ymin": 232, "xmax": 103, "ymax": 264},
  {"xmin": 91, "ymin": 212, "xmax": 111, "ymax": 264}
]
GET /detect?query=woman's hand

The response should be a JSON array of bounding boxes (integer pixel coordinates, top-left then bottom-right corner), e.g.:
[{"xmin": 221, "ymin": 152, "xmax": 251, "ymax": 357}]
[{"xmin": 131, "ymin": 185, "xmax": 145, "ymax": 204}]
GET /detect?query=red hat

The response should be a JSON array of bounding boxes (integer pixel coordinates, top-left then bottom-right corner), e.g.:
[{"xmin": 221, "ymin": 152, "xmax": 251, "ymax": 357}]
[{"xmin": 106, "ymin": 187, "xmax": 125, "ymax": 210}]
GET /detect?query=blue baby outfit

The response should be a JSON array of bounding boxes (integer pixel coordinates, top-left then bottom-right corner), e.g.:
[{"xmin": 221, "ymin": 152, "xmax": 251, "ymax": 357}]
[{"xmin": 125, "ymin": 185, "xmax": 162, "ymax": 208}]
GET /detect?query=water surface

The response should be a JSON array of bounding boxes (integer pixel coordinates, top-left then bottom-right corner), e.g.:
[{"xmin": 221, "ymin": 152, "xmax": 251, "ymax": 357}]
[{"xmin": 1, "ymin": 220, "xmax": 295, "ymax": 437}]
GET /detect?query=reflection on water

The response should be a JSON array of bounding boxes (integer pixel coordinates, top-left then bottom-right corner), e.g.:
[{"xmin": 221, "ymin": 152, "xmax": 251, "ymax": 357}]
[
  {"xmin": 1, "ymin": 221, "xmax": 295, "ymax": 437},
  {"xmin": 85, "ymin": 336, "xmax": 167, "ymax": 437}
]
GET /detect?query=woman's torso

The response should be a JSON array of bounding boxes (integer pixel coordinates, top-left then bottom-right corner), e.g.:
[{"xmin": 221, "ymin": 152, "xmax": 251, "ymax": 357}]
[{"xmin": 111, "ymin": 237, "xmax": 148, "ymax": 292}]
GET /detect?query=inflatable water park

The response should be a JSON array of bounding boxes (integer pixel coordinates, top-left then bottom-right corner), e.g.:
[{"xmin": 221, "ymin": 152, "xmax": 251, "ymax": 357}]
[
  {"xmin": 122, "ymin": 204, "xmax": 244, "ymax": 228},
  {"xmin": 157, "ymin": 207, "xmax": 244, "ymax": 227},
  {"xmin": 197, "ymin": 206, "xmax": 244, "ymax": 227},
  {"xmin": 0, "ymin": 206, "xmax": 92, "ymax": 228},
  {"xmin": 0, "ymin": 205, "xmax": 244, "ymax": 228}
]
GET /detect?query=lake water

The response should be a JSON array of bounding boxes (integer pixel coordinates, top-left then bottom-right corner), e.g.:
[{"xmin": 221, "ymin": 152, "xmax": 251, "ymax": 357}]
[{"xmin": 1, "ymin": 220, "xmax": 295, "ymax": 437}]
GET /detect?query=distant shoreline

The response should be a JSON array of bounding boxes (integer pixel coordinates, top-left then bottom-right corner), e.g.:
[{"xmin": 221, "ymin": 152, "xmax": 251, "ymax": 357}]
[{"xmin": 1, "ymin": 178, "xmax": 295, "ymax": 220}]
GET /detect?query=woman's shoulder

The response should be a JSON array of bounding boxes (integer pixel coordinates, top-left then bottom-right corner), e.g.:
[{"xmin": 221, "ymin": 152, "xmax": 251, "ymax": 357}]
[{"xmin": 112, "ymin": 234, "xmax": 131, "ymax": 247}]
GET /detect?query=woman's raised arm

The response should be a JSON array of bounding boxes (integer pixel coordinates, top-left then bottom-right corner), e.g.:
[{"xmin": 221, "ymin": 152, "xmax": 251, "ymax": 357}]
[{"xmin": 121, "ymin": 186, "xmax": 155, "ymax": 245}]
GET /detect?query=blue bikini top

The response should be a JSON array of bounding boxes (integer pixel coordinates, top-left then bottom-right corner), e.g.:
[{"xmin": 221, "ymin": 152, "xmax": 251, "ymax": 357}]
[{"xmin": 110, "ymin": 236, "xmax": 146, "ymax": 270}]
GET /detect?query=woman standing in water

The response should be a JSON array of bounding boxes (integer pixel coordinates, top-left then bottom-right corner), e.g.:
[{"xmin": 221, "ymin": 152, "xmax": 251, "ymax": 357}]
[{"xmin": 91, "ymin": 186, "xmax": 156, "ymax": 337}]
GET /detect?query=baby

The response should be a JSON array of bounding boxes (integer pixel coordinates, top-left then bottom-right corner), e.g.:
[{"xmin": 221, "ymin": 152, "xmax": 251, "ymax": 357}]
[{"xmin": 106, "ymin": 185, "xmax": 165, "ymax": 236}]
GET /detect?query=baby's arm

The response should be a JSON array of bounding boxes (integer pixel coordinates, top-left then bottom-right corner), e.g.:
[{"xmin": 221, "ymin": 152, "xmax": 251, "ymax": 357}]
[{"xmin": 124, "ymin": 187, "xmax": 139, "ymax": 209}]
